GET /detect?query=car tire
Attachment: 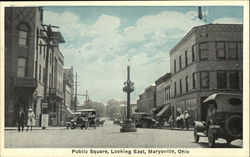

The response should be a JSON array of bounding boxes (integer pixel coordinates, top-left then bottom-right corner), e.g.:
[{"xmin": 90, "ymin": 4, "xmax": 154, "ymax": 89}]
[
  {"xmin": 208, "ymin": 128, "xmax": 215, "ymax": 148},
  {"xmin": 226, "ymin": 139, "xmax": 232, "ymax": 145},
  {"xmin": 225, "ymin": 115, "xmax": 242, "ymax": 138}
]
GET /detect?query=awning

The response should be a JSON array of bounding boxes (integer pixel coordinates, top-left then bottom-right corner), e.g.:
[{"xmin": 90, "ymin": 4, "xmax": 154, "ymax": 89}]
[{"xmin": 156, "ymin": 104, "xmax": 171, "ymax": 117}]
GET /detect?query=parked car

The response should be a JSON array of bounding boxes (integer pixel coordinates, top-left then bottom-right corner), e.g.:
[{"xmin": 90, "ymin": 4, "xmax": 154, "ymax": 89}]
[
  {"xmin": 131, "ymin": 112, "xmax": 156, "ymax": 128},
  {"xmin": 193, "ymin": 93, "xmax": 242, "ymax": 147}
]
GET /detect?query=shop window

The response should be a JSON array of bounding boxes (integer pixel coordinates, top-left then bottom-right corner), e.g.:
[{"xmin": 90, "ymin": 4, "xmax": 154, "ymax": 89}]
[
  {"xmin": 199, "ymin": 42, "xmax": 208, "ymax": 60},
  {"xmin": 200, "ymin": 71, "xmax": 209, "ymax": 89},
  {"xmin": 216, "ymin": 42, "xmax": 226, "ymax": 59},
  {"xmin": 17, "ymin": 58, "xmax": 26, "ymax": 77},
  {"xmin": 217, "ymin": 71, "xmax": 227, "ymax": 89},
  {"xmin": 229, "ymin": 71, "xmax": 239, "ymax": 89},
  {"xmin": 228, "ymin": 42, "xmax": 238, "ymax": 59}
]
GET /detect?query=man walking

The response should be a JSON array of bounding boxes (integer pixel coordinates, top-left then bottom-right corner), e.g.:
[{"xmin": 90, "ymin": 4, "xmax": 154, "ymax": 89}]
[
  {"xmin": 17, "ymin": 107, "xmax": 25, "ymax": 132},
  {"xmin": 184, "ymin": 110, "xmax": 190, "ymax": 130}
]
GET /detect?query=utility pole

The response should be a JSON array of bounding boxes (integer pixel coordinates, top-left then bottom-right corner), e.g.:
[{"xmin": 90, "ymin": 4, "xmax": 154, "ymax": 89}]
[{"xmin": 74, "ymin": 72, "xmax": 78, "ymax": 112}]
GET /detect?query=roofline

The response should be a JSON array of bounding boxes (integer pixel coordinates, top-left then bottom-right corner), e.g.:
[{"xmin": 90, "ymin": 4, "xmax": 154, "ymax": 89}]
[{"xmin": 169, "ymin": 24, "xmax": 243, "ymax": 55}]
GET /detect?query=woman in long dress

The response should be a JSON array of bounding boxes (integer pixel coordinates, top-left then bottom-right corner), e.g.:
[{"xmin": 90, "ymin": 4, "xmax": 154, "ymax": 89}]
[{"xmin": 27, "ymin": 108, "xmax": 36, "ymax": 131}]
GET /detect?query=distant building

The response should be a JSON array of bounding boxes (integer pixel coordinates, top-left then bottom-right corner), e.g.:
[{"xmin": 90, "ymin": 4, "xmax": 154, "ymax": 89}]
[
  {"xmin": 137, "ymin": 85, "xmax": 156, "ymax": 114},
  {"xmin": 154, "ymin": 73, "xmax": 171, "ymax": 119},
  {"xmin": 170, "ymin": 24, "xmax": 243, "ymax": 124}
]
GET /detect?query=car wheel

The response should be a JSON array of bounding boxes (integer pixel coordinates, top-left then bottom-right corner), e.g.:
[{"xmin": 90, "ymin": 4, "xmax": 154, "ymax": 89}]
[
  {"xmin": 226, "ymin": 139, "xmax": 232, "ymax": 145},
  {"xmin": 208, "ymin": 128, "xmax": 215, "ymax": 148},
  {"xmin": 194, "ymin": 127, "xmax": 199, "ymax": 143}
]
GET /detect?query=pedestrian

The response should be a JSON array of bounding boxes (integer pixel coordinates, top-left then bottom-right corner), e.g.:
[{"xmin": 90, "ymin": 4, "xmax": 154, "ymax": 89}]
[
  {"xmin": 168, "ymin": 116, "xmax": 173, "ymax": 129},
  {"xmin": 179, "ymin": 113, "xmax": 184, "ymax": 129},
  {"xmin": 184, "ymin": 111, "xmax": 190, "ymax": 130},
  {"xmin": 176, "ymin": 116, "xmax": 180, "ymax": 128},
  {"xmin": 26, "ymin": 108, "xmax": 35, "ymax": 131},
  {"xmin": 17, "ymin": 107, "xmax": 25, "ymax": 132}
]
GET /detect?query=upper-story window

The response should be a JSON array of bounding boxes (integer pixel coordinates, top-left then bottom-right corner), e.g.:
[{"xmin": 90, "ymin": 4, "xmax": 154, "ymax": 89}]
[
  {"xmin": 216, "ymin": 42, "xmax": 226, "ymax": 59},
  {"xmin": 192, "ymin": 45, "xmax": 195, "ymax": 62},
  {"xmin": 174, "ymin": 82, "xmax": 177, "ymax": 96},
  {"xmin": 228, "ymin": 42, "xmax": 238, "ymax": 59},
  {"xmin": 200, "ymin": 71, "xmax": 209, "ymax": 89},
  {"xmin": 174, "ymin": 59, "xmax": 176, "ymax": 73},
  {"xmin": 185, "ymin": 76, "xmax": 188, "ymax": 92},
  {"xmin": 217, "ymin": 71, "xmax": 227, "ymax": 89},
  {"xmin": 179, "ymin": 79, "xmax": 182, "ymax": 94},
  {"xmin": 199, "ymin": 42, "xmax": 209, "ymax": 60},
  {"xmin": 229, "ymin": 71, "xmax": 239, "ymax": 89},
  {"xmin": 192, "ymin": 72, "xmax": 196, "ymax": 89},
  {"xmin": 17, "ymin": 23, "xmax": 30, "ymax": 47},
  {"xmin": 17, "ymin": 57, "xmax": 26, "ymax": 77},
  {"xmin": 185, "ymin": 51, "xmax": 188, "ymax": 67},
  {"xmin": 179, "ymin": 55, "xmax": 182, "ymax": 70}
]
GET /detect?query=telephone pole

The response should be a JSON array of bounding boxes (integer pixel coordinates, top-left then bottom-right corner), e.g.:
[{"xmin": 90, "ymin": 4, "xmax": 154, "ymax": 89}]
[{"xmin": 74, "ymin": 72, "xmax": 78, "ymax": 112}]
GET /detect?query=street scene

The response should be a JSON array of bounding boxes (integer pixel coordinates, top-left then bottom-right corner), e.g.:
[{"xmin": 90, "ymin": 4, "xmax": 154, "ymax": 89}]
[
  {"xmin": 5, "ymin": 119, "xmax": 243, "ymax": 148},
  {"xmin": 3, "ymin": 3, "xmax": 246, "ymax": 151}
]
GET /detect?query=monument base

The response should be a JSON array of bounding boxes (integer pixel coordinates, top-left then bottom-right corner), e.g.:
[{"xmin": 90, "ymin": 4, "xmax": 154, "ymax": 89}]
[{"xmin": 120, "ymin": 119, "xmax": 137, "ymax": 132}]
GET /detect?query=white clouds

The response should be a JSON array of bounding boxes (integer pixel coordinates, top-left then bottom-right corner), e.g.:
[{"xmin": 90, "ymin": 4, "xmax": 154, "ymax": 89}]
[
  {"xmin": 44, "ymin": 9, "xmax": 242, "ymax": 103},
  {"xmin": 213, "ymin": 17, "xmax": 242, "ymax": 24}
]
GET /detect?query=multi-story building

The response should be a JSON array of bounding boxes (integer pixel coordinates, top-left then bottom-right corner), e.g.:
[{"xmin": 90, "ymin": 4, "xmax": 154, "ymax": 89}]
[
  {"xmin": 170, "ymin": 24, "xmax": 243, "ymax": 124},
  {"xmin": 5, "ymin": 7, "xmax": 44, "ymax": 126},
  {"xmin": 154, "ymin": 73, "xmax": 171, "ymax": 118},
  {"xmin": 137, "ymin": 85, "xmax": 156, "ymax": 114},
  {"xmin": 5, "ymin": 7, "xmax": 65, "ymax": 126}
]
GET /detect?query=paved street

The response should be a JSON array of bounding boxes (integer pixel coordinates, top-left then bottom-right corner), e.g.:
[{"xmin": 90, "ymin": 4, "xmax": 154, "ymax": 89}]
[{"xmin": 5, "ymin": 120, "xmax": 242, "ymax": 148}]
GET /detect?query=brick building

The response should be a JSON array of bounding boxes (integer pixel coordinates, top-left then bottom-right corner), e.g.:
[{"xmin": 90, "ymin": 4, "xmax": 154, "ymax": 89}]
[
  {"xmin": 137, "ymin": 85, "xmax": 156, "ymax": 114},
  {"xmin": 5, "ymin": 7, "xmax": 65, "ymax": 126},
  {"xmin": 170, "ymin": 24, "xmax": 243, "ymax": 124},
  {"xmin": 154, "ymin": 73, "xmax": 171, "ymax": 119}
]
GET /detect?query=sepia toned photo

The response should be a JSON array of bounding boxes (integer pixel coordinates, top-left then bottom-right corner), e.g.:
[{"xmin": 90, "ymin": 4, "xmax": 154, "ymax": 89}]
[{"xmin": 0, "ymin": 1, "xmax": 249, "ymax": 157}]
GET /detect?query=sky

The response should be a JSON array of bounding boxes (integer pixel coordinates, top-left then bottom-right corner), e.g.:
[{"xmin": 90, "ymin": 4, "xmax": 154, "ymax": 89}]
[{"xmin": 43, "ymin": 6, "xmax": 243, "ymax": 104}]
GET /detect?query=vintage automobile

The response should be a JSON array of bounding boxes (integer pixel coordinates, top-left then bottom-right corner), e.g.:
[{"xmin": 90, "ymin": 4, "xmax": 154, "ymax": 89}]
[
  {"xmin": 131, "ymin": 112, "xmax": 156, "ymax": 128},
  {"xmin": 193, "ymin": 93, "xmax": 242, "ymax": 147},
  {"xmin": 66, "ymin": 109, "xmax": 97, "ymax": 129}
]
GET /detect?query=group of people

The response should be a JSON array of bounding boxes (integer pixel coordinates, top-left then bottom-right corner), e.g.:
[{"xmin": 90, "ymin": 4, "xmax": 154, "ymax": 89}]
[
  {"xmin": 175, "ymin": 110, "xmax": 190, "ymax": 130},
  {"xmin": 17, "ymin": 107, "xmax": 36, "ymax": 132}
]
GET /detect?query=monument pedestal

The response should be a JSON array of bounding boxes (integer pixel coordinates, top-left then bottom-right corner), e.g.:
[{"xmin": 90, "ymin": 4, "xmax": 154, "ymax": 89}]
[{"xmin": 120, "ymin": 119, "xmax": 137, "ymax": 132}]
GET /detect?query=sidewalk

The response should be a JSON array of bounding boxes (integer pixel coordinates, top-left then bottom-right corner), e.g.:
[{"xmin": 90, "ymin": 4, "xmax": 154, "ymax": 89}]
[
  {"xmin": 5, "ymin": 127, "xmax": 66, "ymax": 131},
  {"xmin": 161, "ymin": 126, "xmax": 194, "ymax": 131}
]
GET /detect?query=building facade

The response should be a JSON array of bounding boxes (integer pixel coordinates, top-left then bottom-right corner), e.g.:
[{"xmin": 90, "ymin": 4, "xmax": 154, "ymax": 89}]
[
  {"xmin": 5, "ymin": 7, "xmax": 65, "ymax": 126},
  {"xmin": 137, "ymin": 85, "xmax": 156, "ymax": 114},
  {"xmin": 170, "ymin": 24, "xmax": 243, "ymax": 124},
  {"xmin": 154, "ymin": 73, "xmax": 171, "ymax": 118}
]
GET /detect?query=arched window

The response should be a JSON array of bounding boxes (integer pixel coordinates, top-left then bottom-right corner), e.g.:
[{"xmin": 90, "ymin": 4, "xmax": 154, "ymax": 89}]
[{"xmin": 17, "ymin": 23, "xmax": 30, "ymax": 46}]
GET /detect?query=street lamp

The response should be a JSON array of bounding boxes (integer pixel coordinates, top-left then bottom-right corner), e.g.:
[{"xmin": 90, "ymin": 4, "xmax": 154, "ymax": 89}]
[{"xmin": 120, "ymin": 66, "xmax": 137, "ymax": 132}]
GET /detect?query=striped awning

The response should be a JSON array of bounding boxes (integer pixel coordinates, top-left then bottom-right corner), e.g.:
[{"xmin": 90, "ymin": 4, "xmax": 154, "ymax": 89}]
[{"xmin": 156, "ymin": 104, "xmax": 171, "ymax": 117}]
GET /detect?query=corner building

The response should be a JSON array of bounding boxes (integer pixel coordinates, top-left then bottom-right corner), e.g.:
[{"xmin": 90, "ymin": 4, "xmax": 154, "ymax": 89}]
[{"xmin": 170, "ymin": 24, "xmax": 243, "ymax": 123}]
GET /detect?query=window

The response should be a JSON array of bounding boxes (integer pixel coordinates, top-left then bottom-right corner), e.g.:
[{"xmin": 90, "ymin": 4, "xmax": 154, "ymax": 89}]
[
  {"xmin": 18, "ymin": 31, "xmax": 28, "ymax": 46},
  {"xmin": 192, "ymin": 45, "xmax": 195, "ymax": 62},
  {"xmin": 200, "ymin": 71, "xmax": 209, "ymax": 89},
  {"xmin": 39, "ymin": 41, "xmax": 42, "ymax": 55},
  {"xmin": 229, "ymin": 71, "xmax": 239, "ymax": 89},
  {"xmin": 39, "ymin": 64, "xmax": 41, "ymax": 81},
  {"xmin": 192, "ymin": 72, "xmax": 196, "ymax": 89},
  {"xmin": 216, "ymin": 42, "xmax": 226, "ymax": 59},
  {"xmin": 44, "ymin": 45, "xmax": 46, "ymax": 59},
  {"xmin": 43, "ymin": 67, "xmax": 45, "ymax": 83},
  {"xmin": 217, "ymin": 71, "xmax": 227, "ymax": 89},
  {"xmin": 238, "ymin": 42, "xmax": 243, "ymax": 59},
  {"xmin": 17, "ymin": 24, "xmax": 29, "ymax": 46},
  {"xmin": 199, "ymin": 42, "xmax": 209, "ymax": 60},
  {"xmin": 185, "ymin": 51, "xmax": 188, "ymax": 67},
  {"xmin": 174, "ymin": 82, "xmax": 177, "ymax": 96},
  {"xmin": 185, "ymin": 76, "xmax": 188, "ymax": 92},
  {"xmin": 35, "ymin": 61, "xmax": 38, "ymax": 80},
  {"xmin": 17, "ymin": 58, "xmax": 26, "ymax": 77},
  {"xmin": 179, "ymin": 56, "xmax": 182, "ymax": 70},
  {"xmin": 174, "ymin": 59, "xmax": 176, "ymax": 73},
  {"xmin": 228, "ymin": 42, "xmax": 238, "ymax": 59},
  {"xmin": 180, "ymin": 79, "xmax": 182, "ymax": 94}
]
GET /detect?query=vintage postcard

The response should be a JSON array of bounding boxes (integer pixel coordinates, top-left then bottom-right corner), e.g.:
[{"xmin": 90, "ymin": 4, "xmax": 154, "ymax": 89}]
[{"xmin": 0, "ymin": 1, "xmax": 249, "ymax": 157}]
